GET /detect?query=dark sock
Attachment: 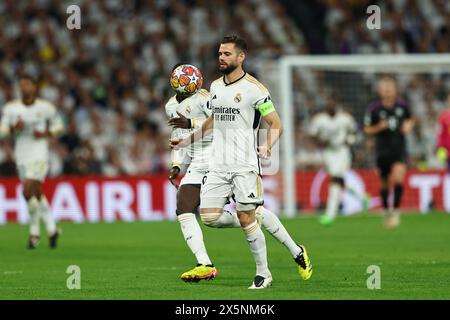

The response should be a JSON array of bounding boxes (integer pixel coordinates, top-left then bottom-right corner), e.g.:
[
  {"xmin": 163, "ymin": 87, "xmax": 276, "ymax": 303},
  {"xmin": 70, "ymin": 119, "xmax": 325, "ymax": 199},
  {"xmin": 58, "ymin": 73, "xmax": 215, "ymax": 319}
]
[
  {"xmin": 393, "ymin": 184, "xmax": 403, "ymax": 208},
  {"xmin": 381, "ymin": 188, "xmax": 389, "ymax": 209}
]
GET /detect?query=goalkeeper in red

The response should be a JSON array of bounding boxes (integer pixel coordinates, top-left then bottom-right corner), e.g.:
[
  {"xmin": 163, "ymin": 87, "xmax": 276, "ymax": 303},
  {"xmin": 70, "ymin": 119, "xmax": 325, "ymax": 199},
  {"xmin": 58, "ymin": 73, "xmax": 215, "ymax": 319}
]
[
  {"xmin": 170, "ymin": 35, "xmax": 312, "ymax": 289},
  {"xmin": 437, "ymin": 93, "xmax": 450, "ymax": 173}
]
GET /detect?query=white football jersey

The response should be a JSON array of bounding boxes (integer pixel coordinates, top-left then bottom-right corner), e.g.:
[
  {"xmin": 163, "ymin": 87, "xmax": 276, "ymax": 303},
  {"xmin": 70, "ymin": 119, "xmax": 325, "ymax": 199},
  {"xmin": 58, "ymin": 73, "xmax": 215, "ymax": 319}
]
[
  {"xmin": 165, "ymin": 89, "xmax": 212, "ymax": 170},
  {"xmin": 309, "ymin": 111, "xmax": 356, "ymax": 151},
  {"xmin": 0, "ymin": 98, "xmax": 64, "ymax": 163},
  {"xmin": 209, "ymin": 73, "xmax": 272, "ymax": 173}
]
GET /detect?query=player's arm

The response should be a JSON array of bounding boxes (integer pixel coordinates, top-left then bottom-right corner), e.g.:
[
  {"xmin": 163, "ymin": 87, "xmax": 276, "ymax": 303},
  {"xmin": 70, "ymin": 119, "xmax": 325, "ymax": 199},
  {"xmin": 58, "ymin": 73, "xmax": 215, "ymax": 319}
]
[
  {"xmin": 168, "ymin": 129, "xmax": 189, "ymax": 188},
  {"xmin": 48, "ymin": 108, "xmax": 64, "ymax": 137},
  {"xmin": 165, "ymin": 102, "xmax": 188, "ymax": 187},
  {"xmin": 309, "ymin": 133, "xmax": 328, "ymax": 148},
  {"xmin": 256, "ymin": 99, "xmax": 283, "ymax": 159},
  {"xmin": 346, "ymin": 115, "xmax": 358, "ymax": 146},
  {"xmin": 401, "ymin": 118, "xmax": 415, "ymax": 134},
  {"xmin": 34, "ymin": 105, "xmax": 65, "ymax": 138},
  {"xmin": 400, "ymin": 110, "xmax": 415, "ymax": 135},
  {"xmin": 169, "ymin": 114, "xmax": 214, "ymax": 150},
  {"xmin": 363, "ymin": 110, "xmax": 388, "ymax": 135},
  {"xmin": 0, "ymin": 106, "xmax": 22, "ymax": 138},
  {"xmin": 307, "ymin": 115, "xmax": 328, "ymax": 148},
  {"xmin": 0, "ymin": 108, "xmax": 11, "ymax": 138},
  {"xmin": 168, "ymin": 111, "xmax": 193, "ymax": 129},
  {"xmin": 168, "ymin": 91, "xmax": 211, "ymax": 129},
  {"xmin": 168, "ymin": 111, "xmax": 208, "ymax": 130}
]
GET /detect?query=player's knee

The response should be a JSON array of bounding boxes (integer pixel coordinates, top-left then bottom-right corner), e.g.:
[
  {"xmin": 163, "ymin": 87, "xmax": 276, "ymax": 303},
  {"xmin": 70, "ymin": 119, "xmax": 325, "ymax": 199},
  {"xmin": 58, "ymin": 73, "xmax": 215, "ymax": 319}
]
[
  {"xmin": 22, "ymin": 189, "xmax": 33, "ymax": 201},
  {"xmin": 331, "ymin": 176, "xmax": 345, "ymax": 188},
  {"xmin": 200, "ymin": 212, "xmax": 222, "ymax": 227},
  {"xmin": 22, "ymin": 184, "xmax": 36, "ymax": 200},
  {"xmin": 394, "ymin": 167, "xmax": 406, "ymax": 181},
  {"xmin": 237, "ymin": 210, "xmax": 255, "ymax": 227},
  {"xmin": 176, "ymin": 200, "xmax": 197, "ymax": 215}
]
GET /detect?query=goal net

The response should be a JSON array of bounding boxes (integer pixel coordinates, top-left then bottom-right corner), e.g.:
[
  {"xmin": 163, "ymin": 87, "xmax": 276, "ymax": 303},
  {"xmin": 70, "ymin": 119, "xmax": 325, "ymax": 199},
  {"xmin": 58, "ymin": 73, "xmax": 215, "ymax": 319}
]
[{"xmin": 259, "ymin": 54, "xmax": 450, "ymax": 217}]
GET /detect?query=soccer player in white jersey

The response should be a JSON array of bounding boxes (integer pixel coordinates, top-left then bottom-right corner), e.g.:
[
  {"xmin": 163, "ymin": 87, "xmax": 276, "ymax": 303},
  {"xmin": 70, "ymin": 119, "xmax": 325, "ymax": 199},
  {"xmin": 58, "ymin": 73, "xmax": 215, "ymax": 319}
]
[
  {"xmin": 0, "ymin": 75, "xmax": 64, "ymax": 249},
  {"xmin": 309, "ymin": 95, "xmax": 362, "ymax": 225},
  {"xmin": 170, "ymin": 36, "xmax": 312, "ymax": 289},
  {"xmin": 166, "ymin": 64, "xmax": 313, "ymax": 284}
]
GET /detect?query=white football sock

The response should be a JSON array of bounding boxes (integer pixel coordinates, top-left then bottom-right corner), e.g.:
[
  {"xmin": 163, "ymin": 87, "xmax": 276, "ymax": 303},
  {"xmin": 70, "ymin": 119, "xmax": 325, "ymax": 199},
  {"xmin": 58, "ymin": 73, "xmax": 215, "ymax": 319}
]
[
  {"xmin": 201, "ymin": 210, "xmax": 241, "ymax": 228},
  {"xmin": 256, "ymin": 206, "xmax": 302, "ymax": 258},
  {"xmin": 325, "ymin": 183, "xmax": 343, "ymax": 220},
  {"xmin": 243, "ymin": 220, "xmax": 271, "ymax": 278},
  {"xmin": 39, "ymin": 196, "xmax": 56, "ymax": 235},
  {"xmin": 27, "ymin": 197, "xmax": 40, "ymax": 237},
  {"xmin": 178, "ymin": 213, "xmax": 212, "ymax": 266}
]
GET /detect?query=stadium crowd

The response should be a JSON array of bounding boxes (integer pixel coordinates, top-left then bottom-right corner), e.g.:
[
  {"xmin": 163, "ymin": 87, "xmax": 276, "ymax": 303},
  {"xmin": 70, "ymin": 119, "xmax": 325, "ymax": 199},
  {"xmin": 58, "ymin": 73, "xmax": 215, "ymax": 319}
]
[{"xmin": 0, "ymin": 0, "xmax": 449, "ymax": 177}]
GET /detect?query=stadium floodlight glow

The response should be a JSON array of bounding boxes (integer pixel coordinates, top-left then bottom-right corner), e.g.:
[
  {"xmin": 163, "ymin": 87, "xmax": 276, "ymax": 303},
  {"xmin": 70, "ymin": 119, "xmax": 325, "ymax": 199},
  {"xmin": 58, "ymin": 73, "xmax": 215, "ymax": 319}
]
[{"xmin": 279, "ymin": 54, "xmax": 450, "ymax": 217}]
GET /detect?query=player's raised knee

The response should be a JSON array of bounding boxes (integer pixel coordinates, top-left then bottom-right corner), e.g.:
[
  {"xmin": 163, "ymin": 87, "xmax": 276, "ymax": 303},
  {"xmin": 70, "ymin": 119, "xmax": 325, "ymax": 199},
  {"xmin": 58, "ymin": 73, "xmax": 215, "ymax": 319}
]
[{"xmin": 200, "ymin": 211, "xmax": 222, "ymax": 227}]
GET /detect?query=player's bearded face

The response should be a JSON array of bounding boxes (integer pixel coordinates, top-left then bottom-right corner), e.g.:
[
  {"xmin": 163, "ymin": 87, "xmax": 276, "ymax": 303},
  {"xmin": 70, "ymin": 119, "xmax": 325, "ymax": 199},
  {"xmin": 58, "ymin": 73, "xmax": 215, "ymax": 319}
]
[{"xmin": 218, "ymin": 43, "xmax": 242, "ymax": 75}]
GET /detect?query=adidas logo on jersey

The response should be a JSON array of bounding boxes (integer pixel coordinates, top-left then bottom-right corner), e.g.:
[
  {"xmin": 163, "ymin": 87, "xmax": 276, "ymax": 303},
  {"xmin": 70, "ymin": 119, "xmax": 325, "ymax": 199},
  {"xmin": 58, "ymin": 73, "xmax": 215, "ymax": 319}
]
[{"xmin": 248, "ymin": 193, "xmax": 255, "ymax": 198}]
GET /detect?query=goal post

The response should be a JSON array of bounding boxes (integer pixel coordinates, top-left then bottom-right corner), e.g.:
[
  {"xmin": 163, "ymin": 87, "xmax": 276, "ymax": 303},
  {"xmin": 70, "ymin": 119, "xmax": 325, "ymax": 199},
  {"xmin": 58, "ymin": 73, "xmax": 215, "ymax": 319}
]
[{"xmin": 278, "ymin": 54, "xmax": 450, "ymax": 217}]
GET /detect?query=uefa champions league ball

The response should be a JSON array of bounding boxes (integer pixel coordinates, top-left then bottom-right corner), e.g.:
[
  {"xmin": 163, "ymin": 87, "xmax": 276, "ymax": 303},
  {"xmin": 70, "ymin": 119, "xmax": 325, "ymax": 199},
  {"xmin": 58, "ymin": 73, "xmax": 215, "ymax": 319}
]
[{"xmin": 170, "ymin": 64, "xmax": 203, "ymax": 96}]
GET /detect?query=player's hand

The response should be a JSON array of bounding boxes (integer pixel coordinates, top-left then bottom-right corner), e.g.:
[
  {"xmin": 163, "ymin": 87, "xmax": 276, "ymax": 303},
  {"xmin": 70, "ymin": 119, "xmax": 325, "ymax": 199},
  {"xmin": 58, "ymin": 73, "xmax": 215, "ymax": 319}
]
[
  {"xmin": 13, "ymin": 118, "xmax": 24, "ymax": 131},
  {"xmin": 377, "ymin": 120, "xmax": 389, "ymax": 131},
  {"xmin": 317, "ymin": 138, "xmax": 329, "ymax": 148},
  {"xmin": 257, "ymin": 145, "xmax": 271, "ymax": 159},
  {"xmin": 33, "ymin": 130, "xmax": 49, "ymax": 139},
  {"xmin": 169, "ymin": 137, "xmax": 189, "ymax": 150},
  {"xmin": 401, "ymin": 121, "xmax": 414, "ymax": 134},
  {"xmin": 168, "ymin": 166, "xmax": 181, "ymax": 189},
  {"xmin": 168, "ymin": 112, "xmax": 191, "ymax": 129}
]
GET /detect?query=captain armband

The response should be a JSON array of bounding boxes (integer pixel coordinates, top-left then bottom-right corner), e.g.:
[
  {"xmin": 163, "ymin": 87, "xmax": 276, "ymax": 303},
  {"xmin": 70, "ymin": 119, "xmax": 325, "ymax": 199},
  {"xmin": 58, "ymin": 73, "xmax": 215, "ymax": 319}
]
[{"xmin": 257, "ymin": 100, "xmax": 276, "ymax": 116}]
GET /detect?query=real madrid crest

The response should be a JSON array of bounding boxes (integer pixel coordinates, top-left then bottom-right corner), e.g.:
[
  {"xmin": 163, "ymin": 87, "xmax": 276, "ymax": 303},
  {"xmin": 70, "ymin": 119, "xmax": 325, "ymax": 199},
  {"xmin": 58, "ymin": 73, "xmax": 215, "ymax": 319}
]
[{"xmin": 234, "ymin": 93, "xmax": 242, "ymax": 103}]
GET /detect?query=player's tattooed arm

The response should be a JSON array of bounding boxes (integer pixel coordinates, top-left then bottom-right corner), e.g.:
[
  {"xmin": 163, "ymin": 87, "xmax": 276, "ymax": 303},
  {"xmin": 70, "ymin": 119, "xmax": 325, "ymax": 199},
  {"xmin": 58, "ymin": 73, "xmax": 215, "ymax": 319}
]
[{"xmin": 257, "ymin": 110, "xmax": 283, "ymax": 159}]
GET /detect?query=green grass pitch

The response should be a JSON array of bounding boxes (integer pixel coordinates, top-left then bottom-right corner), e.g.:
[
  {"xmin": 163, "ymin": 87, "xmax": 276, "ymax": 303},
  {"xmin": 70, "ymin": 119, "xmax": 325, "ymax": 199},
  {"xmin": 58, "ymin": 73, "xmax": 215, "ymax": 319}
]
[{"xmin": 1, "ymin": 213, "xmax": 449, "ymax": 299}]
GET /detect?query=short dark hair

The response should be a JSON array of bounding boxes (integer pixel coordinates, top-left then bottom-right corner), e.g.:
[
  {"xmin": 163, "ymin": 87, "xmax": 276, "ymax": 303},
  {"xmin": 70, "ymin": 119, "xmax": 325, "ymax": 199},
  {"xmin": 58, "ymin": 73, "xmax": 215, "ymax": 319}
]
[
  {"xmin": 221, "ymin": 35, "xmax": 248, "ymax": 54},
  {"xmin": 18, "ymin": 74, "xmax": 38, "ymax": 84}
]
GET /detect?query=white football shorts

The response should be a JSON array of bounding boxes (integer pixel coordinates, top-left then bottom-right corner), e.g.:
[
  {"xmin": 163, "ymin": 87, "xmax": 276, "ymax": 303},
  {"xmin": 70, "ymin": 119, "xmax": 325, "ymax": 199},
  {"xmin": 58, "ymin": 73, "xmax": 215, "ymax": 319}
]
[
  {"xmin": 179, "ymin": 168, "xmax": 208, "ymax": 186},
  {"xmin": 200, "ymin": 171, "xmax": 264, "ymax": 211},
  {"xmin": 323, "ymin": 147, "xmax": 351, "ymax": 177},
  {"xmin": 17, "ymin": 161, "xmax": 49, "ymax": 182}
]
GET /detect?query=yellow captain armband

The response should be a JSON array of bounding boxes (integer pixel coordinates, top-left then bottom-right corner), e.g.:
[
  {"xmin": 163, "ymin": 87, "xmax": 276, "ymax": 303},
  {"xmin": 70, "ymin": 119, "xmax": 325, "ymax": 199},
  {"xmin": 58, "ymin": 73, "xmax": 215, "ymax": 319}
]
[{"xmin": 257, "ymin": 100, "xmax": 275, "ymax": 116}]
